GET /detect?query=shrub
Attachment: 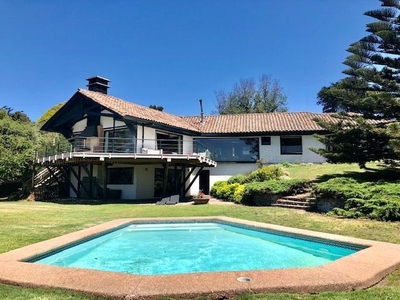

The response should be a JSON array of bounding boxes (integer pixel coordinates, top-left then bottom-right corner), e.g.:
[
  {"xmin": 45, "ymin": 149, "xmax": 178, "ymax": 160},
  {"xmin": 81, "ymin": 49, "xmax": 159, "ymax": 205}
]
[
  {"xmin": 315, "ymin": 178, "xmax": 400, "ymax": 221},
  {"xmin": 226, "ymin": 166, "xmax": 284, "ymax": 185},
  {"xmin": 210, "ymin": 181, "xmax": 243, "ymax": 202},
  {"xmin": 247, "ymin": 165, "xmax": 284, "ymax": 182},
  {"xmin": 330, "ymin": 197, "xmax": 400, "ymax": 221},
  {"xmin": 232, "ymin": 184, "xmax": 245, "ymax": 204},
  {"xmin": 312, "ymin": 178, "xmax": 366, "ymax": 200},
  {"xmin": 244, "ymin": 179, "xmax": 310, "ymax": 198},
  {"xmin": 210, "ymin": 181, "xmax": 226, "ymax": 197},
  {"xmin": 227, "ymin": 174, "xmax": 248, "ymax": 184}
]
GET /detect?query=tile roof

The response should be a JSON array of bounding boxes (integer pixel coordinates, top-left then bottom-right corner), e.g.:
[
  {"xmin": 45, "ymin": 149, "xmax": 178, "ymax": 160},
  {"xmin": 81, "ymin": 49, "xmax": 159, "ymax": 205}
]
[
  {"xmin": 78, "ymin": 89, "xmax": 356, "ymax": 134},
  {"xmin": 78, "ymin": 89, "xmax": 199, "ymax": 132},
  {"xmin": 182, "ymin": 113, "xmax": 335, "ymax": 134}
]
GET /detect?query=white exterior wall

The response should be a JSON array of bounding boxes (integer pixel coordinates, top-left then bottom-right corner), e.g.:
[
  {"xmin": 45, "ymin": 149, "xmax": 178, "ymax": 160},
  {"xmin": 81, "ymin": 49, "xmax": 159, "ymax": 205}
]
[
  {"xmin": 135, "ymin": 165, "xmax": 156, "ymax": 199},
  {"xmin": 259, "ymin": 135, "xmax": 325, "ymax": 164},
  {"xmin": 188, "ymin": 164, "xmax": 257, "ymax": 196},
  {"xmin": 182, "ymin": 135, "xmax": 193, "ymax": 154},
  {"xmin": 107, "ymin": 164, "xmax": 136, "ymax": 200},
  {"xmin": 192, "ymin": 135, "xmax": 326, "ymax": 193},
  {"xmin": 69, "ymin": 165, "xmax": 99, "ymax": 198},
  {"xmin": 72, "ymin": 119, "xmax": 86, "ymax": 133},
  {"xmin": 209, "ymin": 163, "xmax": 257, "ymax": 187},
  {"xmin": 72, "ymin": 111, "xmax": 125, "ymax": 135},
  {"xmin": 137, "ymin": 126, "xmax": 157, "ymax": 151},
  {"xmin": 100, "ymin": 112, "xmax": 125, "ymax": 130},
  {"xmin": 69, "ymin": 166, "xmax": 79, "ymax": 197}
]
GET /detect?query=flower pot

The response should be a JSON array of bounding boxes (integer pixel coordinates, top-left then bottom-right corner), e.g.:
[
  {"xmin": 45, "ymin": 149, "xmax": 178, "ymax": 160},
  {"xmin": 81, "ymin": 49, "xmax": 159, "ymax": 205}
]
[{"xmin": 193, "ymin": 198, "xmax": 209, "ymax": 205}]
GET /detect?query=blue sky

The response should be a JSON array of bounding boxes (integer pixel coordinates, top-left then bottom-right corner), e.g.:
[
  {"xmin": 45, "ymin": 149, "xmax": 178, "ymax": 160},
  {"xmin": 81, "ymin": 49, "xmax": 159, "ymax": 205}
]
[{"xmin": 1, "ymin": 0, "xmax": 377, "ymax": 122}]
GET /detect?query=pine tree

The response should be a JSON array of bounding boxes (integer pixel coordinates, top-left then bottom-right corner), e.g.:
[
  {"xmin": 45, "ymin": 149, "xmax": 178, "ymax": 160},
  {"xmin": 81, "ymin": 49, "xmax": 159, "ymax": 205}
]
[{"xmin": 315, "ymin": 0, "xmax": 400, "ymax": 168}]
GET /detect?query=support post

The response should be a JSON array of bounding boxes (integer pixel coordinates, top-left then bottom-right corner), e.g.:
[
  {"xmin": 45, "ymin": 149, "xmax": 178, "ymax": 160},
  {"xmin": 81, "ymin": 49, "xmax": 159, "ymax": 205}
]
[
  {"xmin": 184, "ymin": 167, "xmax": 204, "ymax": 196},
  {"xmin": 162, "ymin": 162, "xmax": 169, "ymax": 196},
  {"xmin": 102, "ymin": 161, "xmax": 107, "ymax": 201}
]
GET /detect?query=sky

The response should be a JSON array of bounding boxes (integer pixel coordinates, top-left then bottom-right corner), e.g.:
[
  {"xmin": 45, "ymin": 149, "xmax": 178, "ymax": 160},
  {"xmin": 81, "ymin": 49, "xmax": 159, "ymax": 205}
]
[{"xmin": 0, "ymin": 0, "xmax": 378, "ymax": 122}]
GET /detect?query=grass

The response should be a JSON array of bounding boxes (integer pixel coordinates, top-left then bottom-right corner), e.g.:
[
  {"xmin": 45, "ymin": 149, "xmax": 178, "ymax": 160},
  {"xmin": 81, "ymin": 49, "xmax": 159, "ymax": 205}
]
[
  {"xmin": 281, "ymin": 162, "xmax": 376, "ymax": 182},
  {"xmin": 0, "ymin": 163, "xmax": 399, "ymax": 299}
]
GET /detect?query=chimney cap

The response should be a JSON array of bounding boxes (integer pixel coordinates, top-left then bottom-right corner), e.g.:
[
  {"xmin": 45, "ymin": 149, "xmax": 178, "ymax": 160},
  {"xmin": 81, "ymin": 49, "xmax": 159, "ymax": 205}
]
[{"xmin": 86, "ymin": 76, "xmax": 110, "ymax": 94}]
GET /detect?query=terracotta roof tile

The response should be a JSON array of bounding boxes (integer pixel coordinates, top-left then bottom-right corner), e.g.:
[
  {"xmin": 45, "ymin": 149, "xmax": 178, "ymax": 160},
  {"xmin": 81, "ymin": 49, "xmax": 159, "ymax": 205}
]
[
  {"xmin": 78, "ymin": 89, "xmax": 358, "ymax": 134},
  {"xmin": 182, "ymin": 113, "xmax": 335, "ymax": 134},
  {"xmin": 78, "ymin": 89, "xmax": 199, "ymax": 132}
]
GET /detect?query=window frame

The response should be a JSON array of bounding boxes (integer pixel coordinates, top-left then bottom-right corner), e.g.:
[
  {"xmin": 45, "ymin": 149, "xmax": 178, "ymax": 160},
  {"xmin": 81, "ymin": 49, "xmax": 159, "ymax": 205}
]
[
  {"xmin": 107, "ymin": 167, "xmax": 134, "ymax": 185},
  {"xmin": 193, "ymin": 137, "xmax": 259, "ymax": 163},
  {"xmin": 280, "ymin": 136, "xmax": 303, "ymax": 155},
  {"xmin": 261, "ymin": 136, "xmax": 271, "ymax": 145}
]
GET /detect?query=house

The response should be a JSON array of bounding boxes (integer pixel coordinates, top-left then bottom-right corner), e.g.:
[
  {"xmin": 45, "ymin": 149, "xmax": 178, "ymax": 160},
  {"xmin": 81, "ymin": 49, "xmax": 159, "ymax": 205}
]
[{"xmin": 35, "ymin": 76, "xmax": 332, "ymax": 202}]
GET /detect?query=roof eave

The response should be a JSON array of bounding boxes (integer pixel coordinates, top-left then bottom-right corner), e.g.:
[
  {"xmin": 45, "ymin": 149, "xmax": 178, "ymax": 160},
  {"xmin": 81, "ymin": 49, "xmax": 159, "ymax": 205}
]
[{"xmin": 123, "ymin": 115, "xmax": 200, "ymax": 136}]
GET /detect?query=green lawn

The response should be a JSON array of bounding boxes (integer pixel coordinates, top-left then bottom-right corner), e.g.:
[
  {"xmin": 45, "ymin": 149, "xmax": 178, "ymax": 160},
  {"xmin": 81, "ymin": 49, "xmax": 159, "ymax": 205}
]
[
  {"xmin": 281, "ymin": 162, "xmax": 377, "ymax": 181},
  {"xmin": 0, "ymin": 163, "xmax": 399, "ymax": 299}
]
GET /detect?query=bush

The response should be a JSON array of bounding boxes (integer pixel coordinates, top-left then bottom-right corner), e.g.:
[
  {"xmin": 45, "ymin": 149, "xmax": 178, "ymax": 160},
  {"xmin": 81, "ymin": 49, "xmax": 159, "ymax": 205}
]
[
  {"xmin": 312, "ymin": 178, "xmax": 366, "ymax": 200},
  {"xmin": 244, "ymin": 179, "xmax": 310, "ymax": 198},
  {"xmin": 330, "ymin": 197, "xmax": 400, "ymax": 221},
  {"xmin": 210, "ymin": 181, "xmax": 225, "ymax": 197},
  {"xmin": 247, "ymin": 165, "xmax": 284, "ymax": 182},
  {"xmin": 232, "ymin": 184, "xmax": 245, "ymax": 203},
  {"xmin": 227, "ymin": 174, "xmax": 248, "ymax": 184},
  {"xmin": 210, "ymin": 181, "xmax": 246, "ymax": 203},
  {"xmin": 226, "ymin": 166, "xmax": 284, "ymax": 185},
  {"xmin": 314, "ymin": 178, "xmax": 400, "ymax": 221}
]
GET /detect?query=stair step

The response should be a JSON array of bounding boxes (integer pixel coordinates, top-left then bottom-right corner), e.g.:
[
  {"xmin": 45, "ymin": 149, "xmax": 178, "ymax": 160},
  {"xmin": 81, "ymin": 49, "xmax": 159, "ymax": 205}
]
[
  {"xmin": 276, "ymin": 199, "xmax": 309, "ymax": 206},
  {"xmin": 280, "ymin": 196, "xmax": 309, "ymax": 202},
  {"xmin": 271, "ymin": 204, "xmax": 310, "ymax": 209}
]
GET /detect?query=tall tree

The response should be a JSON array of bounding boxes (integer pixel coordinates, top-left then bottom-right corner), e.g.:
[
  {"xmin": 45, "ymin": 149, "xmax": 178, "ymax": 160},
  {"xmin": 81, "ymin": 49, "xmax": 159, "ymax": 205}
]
[
  {"xmin": 0, "ymin": 108, "xmax": 37, "ymax": 186},
  {"xmin": 36, "ymin": 102, "xmax": 64, "ymax": 128},
  {"xmin": 315, "ymin": 0, "xmax": 400, "ymax": 168},
  {"xmin": 215, "ymin": 74, "xmax": 288, "ymax": 114}
]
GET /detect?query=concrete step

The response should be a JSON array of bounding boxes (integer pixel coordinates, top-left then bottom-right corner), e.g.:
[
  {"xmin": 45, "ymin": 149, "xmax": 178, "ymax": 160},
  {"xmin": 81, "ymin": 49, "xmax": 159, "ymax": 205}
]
[
  {"xmin": 271, "ymin": 203, "xmax": 310, "ymax": 209},
  {"xmin": 280, "ymin": 196, "xmax": 309, "ymax": 202},
  {"xmin": 271, "ymin": 195, "xmax": 318, "ymax": 211},
  {"xmin": 275, "ymin": 199, "xmax": 309, "ymax": 206}
]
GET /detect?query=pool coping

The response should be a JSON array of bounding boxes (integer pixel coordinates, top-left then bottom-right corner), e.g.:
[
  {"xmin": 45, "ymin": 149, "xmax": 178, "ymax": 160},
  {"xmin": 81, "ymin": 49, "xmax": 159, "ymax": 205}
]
[{"xmin": 0, "ymin": 216, "xmax": 399, "ymax": 299}]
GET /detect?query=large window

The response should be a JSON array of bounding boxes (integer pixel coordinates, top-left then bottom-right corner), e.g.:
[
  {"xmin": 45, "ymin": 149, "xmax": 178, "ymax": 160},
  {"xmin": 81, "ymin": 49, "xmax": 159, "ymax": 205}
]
[
  {"xmin": 107, "ymin": 167, "xmax": 134, "ymax": 184},
  {"xmin": 280, "ymin": 136, "xmax": 302, "ymax": 155},
  {"xmin": 194, "ymin": 138, "xmax": 259, "ymax": 162},
  {"xmin": 156, "ymin": 131, "xmax": 182, "ymax": 154},
  {"xmin": 105, "ymin": 127, "xmax": 136, "ymax": 153}
]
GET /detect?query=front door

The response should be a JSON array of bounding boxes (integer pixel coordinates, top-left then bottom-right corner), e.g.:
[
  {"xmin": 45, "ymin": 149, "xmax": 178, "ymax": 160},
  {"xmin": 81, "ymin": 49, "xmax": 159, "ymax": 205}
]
[{"xmin": 199, "ymin": 170, "xmax": 210, "ymax": 194}]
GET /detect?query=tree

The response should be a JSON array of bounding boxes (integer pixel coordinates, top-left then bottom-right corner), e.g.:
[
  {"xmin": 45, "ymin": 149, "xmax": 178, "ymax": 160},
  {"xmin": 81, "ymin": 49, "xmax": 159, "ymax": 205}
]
[
  {"xmin": 0, "ymin": 108, "xmax": 37, "ymax": 186},
  {"xmin": 1, "ymin": 106, "xmax": 31, "ymax": 122},
  {"xmin": 36, "ymin": 102, "xmax": 65, "ymax": 128},
  {"xmin": 214, "ymin": 74, "xmax": 288, "ymax": 114},
  {"xmin": 149, "ymin": 105, "xmax": 164, "ymax": 111},
  {"xmin": 36, "ymin": 103, "xmax": 70, "ymax": 158},
  {"xmin": 314, "ymin": 0, "xmax": 400, "ymax": 168}
]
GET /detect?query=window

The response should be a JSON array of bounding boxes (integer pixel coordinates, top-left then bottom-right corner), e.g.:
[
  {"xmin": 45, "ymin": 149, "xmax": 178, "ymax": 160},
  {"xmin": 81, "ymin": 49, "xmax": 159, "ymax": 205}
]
[
  {"xmin": 105, "ymin": 127, "xmax": 136, "ymax": 153},
  {"xmin": 261, "ymin": 136, "xmax": 271, "ymax": 145},
  {"xmin": 194, "ymin": 138, "xmax": 259, "ymax": 162},
  {"xmin": 156, "ymin": 131, "xmax": 182, "ymax": 154},
  {"xmin": 107, "ymin": 167, "xmax": 134, "ymax": 184},
  {"xmin": 281, "ymin": 136, "xmax": 302, "ymax": 155}
]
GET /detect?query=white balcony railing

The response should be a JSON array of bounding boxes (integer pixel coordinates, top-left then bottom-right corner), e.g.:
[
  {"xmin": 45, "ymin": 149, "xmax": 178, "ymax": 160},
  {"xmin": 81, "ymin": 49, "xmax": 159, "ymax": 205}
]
[{"xmin": 36, "ymin": 137, "xmax": 210, "ymax": 159}]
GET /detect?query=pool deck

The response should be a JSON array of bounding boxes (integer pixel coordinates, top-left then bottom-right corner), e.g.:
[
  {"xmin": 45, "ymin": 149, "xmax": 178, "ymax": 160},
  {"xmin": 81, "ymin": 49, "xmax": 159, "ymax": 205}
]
[{"xmin": 0, "ymin": 216, "xmax": 400, "ymax": 299}]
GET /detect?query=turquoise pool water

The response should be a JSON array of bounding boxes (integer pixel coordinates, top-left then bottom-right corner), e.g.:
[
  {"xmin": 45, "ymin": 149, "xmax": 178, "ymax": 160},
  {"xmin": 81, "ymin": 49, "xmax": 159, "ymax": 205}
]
[{"xmin": 32, "ymin": 222, "xmax": 360, "ymax": 275}]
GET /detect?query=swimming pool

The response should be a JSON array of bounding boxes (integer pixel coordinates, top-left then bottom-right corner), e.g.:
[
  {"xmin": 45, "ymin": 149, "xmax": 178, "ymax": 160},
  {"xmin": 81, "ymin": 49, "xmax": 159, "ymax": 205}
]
[
  {"xmin": 31, "ymin": 222, "xmax": 360, "ymax": 275},
  {"xmin": 1, "ymin": 217, "xmax": 399, "ymax": 299}
]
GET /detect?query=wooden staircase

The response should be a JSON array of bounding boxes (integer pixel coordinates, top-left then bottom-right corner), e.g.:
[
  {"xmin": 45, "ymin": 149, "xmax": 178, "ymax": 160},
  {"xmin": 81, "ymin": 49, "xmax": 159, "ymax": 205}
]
[{"xmin": 271, "ymin": 193, "xmax": 316, "ymax": 211}]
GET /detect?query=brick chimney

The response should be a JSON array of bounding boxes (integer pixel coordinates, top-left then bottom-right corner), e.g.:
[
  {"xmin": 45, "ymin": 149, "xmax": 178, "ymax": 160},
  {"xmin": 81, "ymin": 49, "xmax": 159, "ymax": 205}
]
[{"xmin": 86, "ymin": 76, "xmax": 110, "ymax": 94}]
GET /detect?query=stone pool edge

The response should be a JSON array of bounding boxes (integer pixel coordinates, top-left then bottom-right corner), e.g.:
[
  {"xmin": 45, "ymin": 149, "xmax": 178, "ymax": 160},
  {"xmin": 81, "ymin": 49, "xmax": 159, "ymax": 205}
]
[{"xmin": 0, "ymin": 216, "xmax": 399, "ymax": 299}]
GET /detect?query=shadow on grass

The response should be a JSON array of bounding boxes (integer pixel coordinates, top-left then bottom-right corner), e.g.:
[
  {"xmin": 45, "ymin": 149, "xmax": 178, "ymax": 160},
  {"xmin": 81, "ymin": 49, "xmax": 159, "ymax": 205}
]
[{"xmin": 313, "ymin": 167, "xmax": 400, "ymax": 184}]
